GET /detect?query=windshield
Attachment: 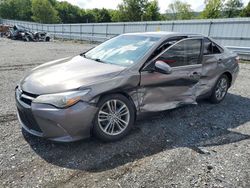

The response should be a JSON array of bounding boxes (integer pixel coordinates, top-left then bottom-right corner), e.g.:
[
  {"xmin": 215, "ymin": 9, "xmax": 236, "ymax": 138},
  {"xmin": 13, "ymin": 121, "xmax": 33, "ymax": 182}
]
[{"xmin": 84, "ymin": 35, "xmax": 160, "ymax": 67}]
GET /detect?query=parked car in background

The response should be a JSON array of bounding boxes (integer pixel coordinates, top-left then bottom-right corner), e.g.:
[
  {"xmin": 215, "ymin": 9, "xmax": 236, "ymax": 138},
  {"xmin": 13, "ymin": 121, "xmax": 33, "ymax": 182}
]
[
  {"xmin": 8, "ymin": 25, "xmax": 50, "ymax": 42},
  {"xmin": 15, "ymin": 32, "xmax": 239, "ymax": 142}
]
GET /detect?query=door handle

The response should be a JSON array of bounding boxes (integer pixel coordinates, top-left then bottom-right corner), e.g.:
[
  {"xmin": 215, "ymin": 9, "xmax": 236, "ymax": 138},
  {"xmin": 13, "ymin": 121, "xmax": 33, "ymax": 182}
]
[
  {"xmin": 218, "ymin": 58, "xmax": 223, "ymax": 63},
  {"xmin": 189, "ymin": 72, "xmax": 201, "ymax": 79}
]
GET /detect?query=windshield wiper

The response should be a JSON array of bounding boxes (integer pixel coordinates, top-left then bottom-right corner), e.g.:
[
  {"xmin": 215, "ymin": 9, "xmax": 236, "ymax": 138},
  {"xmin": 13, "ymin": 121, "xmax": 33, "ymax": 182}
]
[
  {"xmin": 82, "ymin": 54, "xmax": 106, "ymax": 64},
  {"xmin": 94, "ymin": 58, "xmax": 105, "ymax": 63}
]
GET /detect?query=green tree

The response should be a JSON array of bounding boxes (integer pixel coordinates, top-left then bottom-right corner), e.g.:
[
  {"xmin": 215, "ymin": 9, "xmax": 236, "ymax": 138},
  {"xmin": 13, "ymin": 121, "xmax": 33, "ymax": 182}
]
[
  {"xmin": 91, "ymin": 8, "xmax": 112, "ymax": 22},
  {"xmin": 117, "ymin": 0, "xmax": 149, "ymax": 21},
  {"xmin": 240, "ymin": 1, "xmax": 250, "ymax": 17},
  {"xmin": 48, "ymin": 0, "xmax": 57, "ymax": 7},
  {"xmin": 144, "ymin": 0, "xmax": 161, "ymax": 21},
  {"xmin": 31, "ymin": 0, "xmax": 60, "ymax": 23},
  {"xmin": 17, "ymin": 0, "xmax": 32, "ymax": 21},
  {"xmin": 110, "ymin": 10, "xmax": 121, "ymax": 22},
  {"xmin": 0, "ymin": 0, "xmax": 32, "ymax": 21},
  {"xmin": 166, "ymin": 0, "xmax": 194, "ymax": 20},
  {"xmin": 0, "ymin": 0, "xmax": 19, "ymax": 19},
  {"xmin": 84, "ymin": 10, "xmax": 98, "ymax": 23},
  {"xmin": 224, "ymin": 0, "xmax": 243, "ymax": 17},
  {"xmin": 55, "ymin": 1, "xmax": 82, "ymax": 23},
  {"xmin": 201, "ymin": 0, "xmax": 224, "ymax": 19}
]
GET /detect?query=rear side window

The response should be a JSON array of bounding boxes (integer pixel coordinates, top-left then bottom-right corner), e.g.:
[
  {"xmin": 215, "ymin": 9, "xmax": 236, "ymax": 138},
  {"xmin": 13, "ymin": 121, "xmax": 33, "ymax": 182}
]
[
  {"xmin": 157, "ymin": 39, "xmax": 202, "ymax": 67},
  {"xmin": 204, "ymin": 38, "xmax": 222, "ymax": 55}
]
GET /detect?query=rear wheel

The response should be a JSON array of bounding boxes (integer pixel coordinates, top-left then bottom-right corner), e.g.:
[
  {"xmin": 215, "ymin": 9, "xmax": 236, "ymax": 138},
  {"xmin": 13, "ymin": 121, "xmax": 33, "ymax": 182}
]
[
  {"xmin": 93, "ymin": 94, "xmax": 135, "ymax": 142},
  {"xmin": 210, "ymin": 74, "xmax": 229, "ymax": 104},
  {"xmin": 45, "ymin": 37, "xmax": 50, "ymax": 42}
]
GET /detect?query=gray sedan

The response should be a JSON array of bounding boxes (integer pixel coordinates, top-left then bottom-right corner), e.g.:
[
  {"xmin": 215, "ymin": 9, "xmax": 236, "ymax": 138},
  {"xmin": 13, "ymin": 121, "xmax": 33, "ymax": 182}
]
[{"xmin": 15, "ymin": 32, "xmax": 239, "ymax": 142}]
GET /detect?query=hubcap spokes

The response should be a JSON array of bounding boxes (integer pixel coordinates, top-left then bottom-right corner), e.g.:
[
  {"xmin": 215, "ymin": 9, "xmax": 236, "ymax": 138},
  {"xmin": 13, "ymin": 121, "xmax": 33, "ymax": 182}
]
[
  {"xmin": 215, "ymin": 78, "xmax": 228, "ymax": 100},
  {"xmin": 98, "ymin": 100, "xmax": 130, "ymax": 135}
]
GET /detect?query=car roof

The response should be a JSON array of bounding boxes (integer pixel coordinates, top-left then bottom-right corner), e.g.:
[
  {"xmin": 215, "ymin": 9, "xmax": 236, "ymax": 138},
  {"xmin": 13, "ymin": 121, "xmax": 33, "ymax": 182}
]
[{"xmin": 123, "ymin": 31, "xmax": 204, "ymax": 39}]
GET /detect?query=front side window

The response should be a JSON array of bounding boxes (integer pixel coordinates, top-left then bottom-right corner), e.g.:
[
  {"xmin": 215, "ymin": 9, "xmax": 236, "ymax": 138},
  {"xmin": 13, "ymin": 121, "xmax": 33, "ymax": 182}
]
[
  {"xmin": 157, "ymin": 39, "xmax": 202, "ymax": 67},
  {"xmin": 84, "ymin": 35, "xmax": 160, "ymax": 67},
  {"xmin": 148, "ymin": 37, "xmax": 186, "ymax": 61}
]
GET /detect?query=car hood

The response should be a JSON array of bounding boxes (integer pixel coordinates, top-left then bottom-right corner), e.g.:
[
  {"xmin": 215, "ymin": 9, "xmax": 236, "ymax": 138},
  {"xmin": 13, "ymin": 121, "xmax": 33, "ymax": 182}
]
[{"xmin": 20, "ymin": 56, "xmax": 126, "ymax": 95}]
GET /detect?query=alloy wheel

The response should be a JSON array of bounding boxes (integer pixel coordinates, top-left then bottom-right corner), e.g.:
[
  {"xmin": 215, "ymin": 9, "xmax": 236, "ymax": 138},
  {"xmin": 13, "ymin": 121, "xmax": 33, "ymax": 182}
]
[
  {"xmin": 97, "ymin": 99, "xmax": 130, "ymax": 136},
  {"xmin": 215, "ymin": 77, "xmax": 228, "ymax": 101}
]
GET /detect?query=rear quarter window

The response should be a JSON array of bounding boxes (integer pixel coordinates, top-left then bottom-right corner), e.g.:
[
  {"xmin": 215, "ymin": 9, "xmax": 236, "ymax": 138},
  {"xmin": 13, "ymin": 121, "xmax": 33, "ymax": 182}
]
[{"xmin": 204, "ymin": 38, "xmax": 223, "ymax": 55}]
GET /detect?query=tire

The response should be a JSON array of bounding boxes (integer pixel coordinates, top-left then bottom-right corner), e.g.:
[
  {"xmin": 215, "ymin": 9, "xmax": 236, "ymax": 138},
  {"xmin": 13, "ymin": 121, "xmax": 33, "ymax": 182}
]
[
  {"xmin": 25, "ymin": 36, "xmax": 32, "ymax": 42},
  {"xmin": 45, "ymin": 37, "xmax": 50, "ymax": 42},
  {"xmin": 24, "ymin": 36, "xmax": 29, "ymax": 42},
  {"xmin": 93, "ymin": 94, "xmax": 135, "ymax": 142},
  {"xmin": 210, "ymin": 74, "xmax": 229, "ymax": 104}
]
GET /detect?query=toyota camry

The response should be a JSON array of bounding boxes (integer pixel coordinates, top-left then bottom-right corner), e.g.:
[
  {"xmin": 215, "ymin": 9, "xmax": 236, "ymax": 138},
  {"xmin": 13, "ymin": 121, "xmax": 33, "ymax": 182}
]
[{"xmin": 15, "ymin": 32, "xmax": 239, "ymax": 142}]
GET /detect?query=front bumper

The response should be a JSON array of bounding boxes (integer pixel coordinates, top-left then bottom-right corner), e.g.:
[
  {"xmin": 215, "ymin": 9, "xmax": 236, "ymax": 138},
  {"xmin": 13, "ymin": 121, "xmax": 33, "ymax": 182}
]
[{"xmin": 15, "ymin": 90, "xmax": 98, "ymax": 142}]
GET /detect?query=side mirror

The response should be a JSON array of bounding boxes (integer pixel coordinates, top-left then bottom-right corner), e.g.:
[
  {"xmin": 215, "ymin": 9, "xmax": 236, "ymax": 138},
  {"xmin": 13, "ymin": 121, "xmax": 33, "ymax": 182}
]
[{"xmin": 155, "ymin": 60, "xmax": 172, "ymax": 74}]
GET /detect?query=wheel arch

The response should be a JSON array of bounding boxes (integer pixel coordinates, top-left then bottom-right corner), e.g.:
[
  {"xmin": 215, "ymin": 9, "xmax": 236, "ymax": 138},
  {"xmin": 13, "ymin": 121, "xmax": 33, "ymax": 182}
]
[
  {"xmin": 99, "ymin": 91, "xmax": 136, "ymax": 108},
  {"xmin": 94, "ymin": 90, "xmax": 138, "ymax": 119}
]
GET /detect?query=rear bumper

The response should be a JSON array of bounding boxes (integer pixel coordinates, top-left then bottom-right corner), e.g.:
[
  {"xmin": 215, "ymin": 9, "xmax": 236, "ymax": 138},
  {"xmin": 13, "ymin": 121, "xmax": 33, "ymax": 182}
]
[{"xmin": 16, "ymin": 90, "xmax": 98, "ymax": 142}]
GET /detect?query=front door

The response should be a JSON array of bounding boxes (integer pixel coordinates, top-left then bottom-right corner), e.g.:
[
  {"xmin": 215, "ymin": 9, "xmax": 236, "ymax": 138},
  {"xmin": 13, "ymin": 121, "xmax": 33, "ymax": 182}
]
[{"xmin": 139, "ymin": 38, "xmax": 203, "ymax": 112}]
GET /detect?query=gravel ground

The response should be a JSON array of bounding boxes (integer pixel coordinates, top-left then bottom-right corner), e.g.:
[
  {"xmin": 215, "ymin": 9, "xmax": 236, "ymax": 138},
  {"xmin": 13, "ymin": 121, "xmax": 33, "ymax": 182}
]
[{"xmin": 0, "ymin": 38, "xmax": 249, "ymax": 188}]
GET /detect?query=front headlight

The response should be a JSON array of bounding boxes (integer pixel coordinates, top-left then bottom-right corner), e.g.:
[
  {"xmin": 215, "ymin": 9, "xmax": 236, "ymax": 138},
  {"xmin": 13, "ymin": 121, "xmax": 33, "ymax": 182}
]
[{"xmin": 33, "ymin": 90, "xmax": 90, "ymax": 108}]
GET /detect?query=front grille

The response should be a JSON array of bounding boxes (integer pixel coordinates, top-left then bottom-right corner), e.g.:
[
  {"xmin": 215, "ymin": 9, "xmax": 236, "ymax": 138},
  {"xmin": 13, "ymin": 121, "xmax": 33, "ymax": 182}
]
[
  {"xmin": 16, "ymin": 88, "xmax": 42, "ymax": 133},
  {"xmin": 19, "ymin": 91, "xmax": 38, "ymax": 106},
  {"xmin": 18, "ymin": 109, "xmax": 42, "ymax": 133},
  {"xmin": 20, "ymin": 97, "xmax": 32, "ymax": 106},
  {"xmin": 17, "ymin": 108, "xmax": 42, "ymax": 133}
]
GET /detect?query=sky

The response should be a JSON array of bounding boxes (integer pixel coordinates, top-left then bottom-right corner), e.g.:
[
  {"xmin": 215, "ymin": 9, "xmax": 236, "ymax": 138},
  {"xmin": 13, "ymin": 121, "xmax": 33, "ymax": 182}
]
[{"xmin": 57, "ymin": 0, "xmax": 249, "ymax": 13}]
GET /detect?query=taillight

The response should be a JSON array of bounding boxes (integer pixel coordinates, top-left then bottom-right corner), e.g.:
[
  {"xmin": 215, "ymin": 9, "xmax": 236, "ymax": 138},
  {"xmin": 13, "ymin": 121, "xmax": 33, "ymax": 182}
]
[{"xmin": 236, "ymin": 56, "xmax": 240, "ymax": 64}]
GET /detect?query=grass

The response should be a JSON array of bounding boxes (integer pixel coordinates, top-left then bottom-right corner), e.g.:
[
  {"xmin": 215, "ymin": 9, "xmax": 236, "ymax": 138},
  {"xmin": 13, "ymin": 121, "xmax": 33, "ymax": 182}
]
[{"xmin": 240, "ymin": 60, "xmax": 250, "ymax": 64}]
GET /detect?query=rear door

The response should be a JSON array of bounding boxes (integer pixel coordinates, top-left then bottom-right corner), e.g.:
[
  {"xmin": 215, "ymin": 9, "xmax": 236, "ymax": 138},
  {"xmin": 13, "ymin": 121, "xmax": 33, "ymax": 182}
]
[
  {"xmin": 199, "ymin": 38, "xmax": 225, "ymax": 96},
  {"xmin": 139, "ymin": 38, "xmax": 203, "ymax": 112}
]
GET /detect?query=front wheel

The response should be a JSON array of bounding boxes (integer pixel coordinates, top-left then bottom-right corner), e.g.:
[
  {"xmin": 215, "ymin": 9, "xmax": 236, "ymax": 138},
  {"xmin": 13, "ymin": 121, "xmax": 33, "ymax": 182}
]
[
  {"xmin": 93, "ymin": 94, "xmax": 135, "ymax": 142},
  {"xmin": 24, "ymin": 36, "xmax": 32, "ymax": 42},
  {"xmin": 210, "ymin": 74, "xmax": 229, "ymax": 104}
]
